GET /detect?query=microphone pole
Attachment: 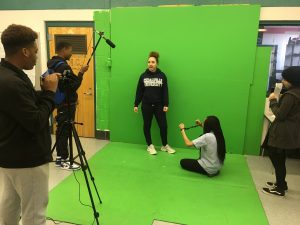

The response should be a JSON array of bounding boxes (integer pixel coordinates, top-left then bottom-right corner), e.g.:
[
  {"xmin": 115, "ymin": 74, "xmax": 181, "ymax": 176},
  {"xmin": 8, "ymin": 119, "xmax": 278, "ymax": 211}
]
[
  {"xmin": 86, "ymin": 31, "xmax": 104, "ymax": 66},
  {"xmin": 86, "ymin": 31, "xmax": 116, "ymax": 66}
]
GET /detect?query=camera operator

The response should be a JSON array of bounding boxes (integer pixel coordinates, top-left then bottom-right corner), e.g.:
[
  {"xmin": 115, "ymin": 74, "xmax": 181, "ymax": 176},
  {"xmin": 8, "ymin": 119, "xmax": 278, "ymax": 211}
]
[
  {"xmin": 47, "ymin": 41, "xmax": 89, "ymax": 170},
  {"xmin": 0, "ymin": 24, "xmax": 59, "ymax": 225}
]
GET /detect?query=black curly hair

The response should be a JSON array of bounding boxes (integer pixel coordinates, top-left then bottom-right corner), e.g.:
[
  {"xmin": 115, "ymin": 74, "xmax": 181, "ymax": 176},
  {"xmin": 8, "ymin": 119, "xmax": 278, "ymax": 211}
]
[{"xmin": 1, "ymin": 24, "xmax": 38, "ymax": 57}]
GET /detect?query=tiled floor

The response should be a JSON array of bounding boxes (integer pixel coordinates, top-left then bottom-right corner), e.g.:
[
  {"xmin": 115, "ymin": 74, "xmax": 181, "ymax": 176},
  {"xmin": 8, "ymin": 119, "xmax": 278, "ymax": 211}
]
[
  {"xmin": 48, "ymin": 137, "xmax": 109, "ymax": 190},
  {"xmin": 46, "ymin": 137, "xmax": 300, "ymax": 225},
  {"xmin": 246, "ymin": 155, "xmax": 300, "ymax": 225}
]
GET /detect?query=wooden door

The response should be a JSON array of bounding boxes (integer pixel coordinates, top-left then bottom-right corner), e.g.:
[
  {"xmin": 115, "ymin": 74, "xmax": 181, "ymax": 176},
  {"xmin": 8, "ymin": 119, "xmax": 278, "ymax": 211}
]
[{"xmin": 48, "ymin": 27, "xmax": 95, "ymax": 137}]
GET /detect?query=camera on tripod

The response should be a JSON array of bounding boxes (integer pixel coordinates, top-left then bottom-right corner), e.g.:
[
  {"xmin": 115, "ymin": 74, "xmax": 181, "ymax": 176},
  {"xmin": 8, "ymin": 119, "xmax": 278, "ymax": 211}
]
[
  {"xmin": 47, "ymin": 30, "xmax": 116, "ymax": 225},
  {"xmin": 62, "ymin": 69, "xmax": 71, "ymax": 79},
  {"xmin": 59, "ymin": 70, "xmax": 73, "ymax": 86}
]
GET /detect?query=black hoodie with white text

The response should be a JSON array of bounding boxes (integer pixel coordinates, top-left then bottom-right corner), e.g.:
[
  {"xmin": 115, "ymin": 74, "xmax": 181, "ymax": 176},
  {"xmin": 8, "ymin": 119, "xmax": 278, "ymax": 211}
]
[{"xmin": 134, "ymin": 68, "xmax": 169, "ymax": 107}]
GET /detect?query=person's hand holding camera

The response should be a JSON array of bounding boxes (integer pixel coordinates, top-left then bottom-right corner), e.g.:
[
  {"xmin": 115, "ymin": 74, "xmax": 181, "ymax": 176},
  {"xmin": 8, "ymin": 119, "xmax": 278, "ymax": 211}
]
[{"xmin": 41, "ymin": 73, "xmax": 60, "ymax": 93}]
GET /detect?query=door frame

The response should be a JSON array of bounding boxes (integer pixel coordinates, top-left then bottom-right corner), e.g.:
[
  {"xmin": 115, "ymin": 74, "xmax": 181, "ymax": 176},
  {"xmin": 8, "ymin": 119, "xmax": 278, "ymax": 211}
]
[
  {"xmin": 258, "ymin": 21, "xmax": 300, "ymax": 158},
  {"xmin": 45, "ymin": 21, "xmax": 97, "ymax": 137}
]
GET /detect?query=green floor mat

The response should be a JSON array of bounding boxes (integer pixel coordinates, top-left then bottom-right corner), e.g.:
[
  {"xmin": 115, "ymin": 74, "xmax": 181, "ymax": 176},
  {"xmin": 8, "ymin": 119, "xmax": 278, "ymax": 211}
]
[{"xmin": 47, "ymin": 142, "xmax": 268, "ymax": 225}]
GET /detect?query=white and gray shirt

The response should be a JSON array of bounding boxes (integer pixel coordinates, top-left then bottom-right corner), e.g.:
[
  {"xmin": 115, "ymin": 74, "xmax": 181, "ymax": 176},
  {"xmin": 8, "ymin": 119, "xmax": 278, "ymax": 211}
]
[{"xmin": 192, "ymin": 132, "xmax": 221, "ymax": 175}]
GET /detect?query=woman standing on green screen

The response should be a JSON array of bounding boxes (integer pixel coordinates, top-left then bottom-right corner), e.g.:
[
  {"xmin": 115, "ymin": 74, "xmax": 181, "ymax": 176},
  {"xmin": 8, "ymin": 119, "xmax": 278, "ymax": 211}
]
[{"xmin": 134, "ymin": 51, "xmax": 175, "ymax": 155}]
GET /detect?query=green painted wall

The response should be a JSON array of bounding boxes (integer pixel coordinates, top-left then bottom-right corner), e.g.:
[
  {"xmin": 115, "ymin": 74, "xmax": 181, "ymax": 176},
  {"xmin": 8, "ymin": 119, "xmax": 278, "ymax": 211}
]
[
  {"xmin": 103, "ymin": 5, "xmax": 261, "ymax": 154},
  {"xmin": 243, "ymin": 47, "xmax": 271, "ymax": 155},
  {"xmin": 94, "ymin": 11, "xmax": 111, "ymax": 131},
  {"xmin": 0, "ymin": 0, "xmax": 300, "ymax": 10}
]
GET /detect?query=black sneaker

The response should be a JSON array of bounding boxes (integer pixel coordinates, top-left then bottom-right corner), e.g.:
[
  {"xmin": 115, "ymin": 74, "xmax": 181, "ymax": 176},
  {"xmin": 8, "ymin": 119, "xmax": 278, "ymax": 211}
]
[
  {"xmin": 55, "ymin": 157, "xmax": 68, "ymax": 167},
  {"xmin": 55, "ymin": 157, "xmax": 62, "ymax": 167},
  {"xmin": 266, "ymin": 182, "xmax": 288, "ymax": 191},
  {"xmin": 262, "ymin": 187, "xmax": 285, "ymax": 197}
]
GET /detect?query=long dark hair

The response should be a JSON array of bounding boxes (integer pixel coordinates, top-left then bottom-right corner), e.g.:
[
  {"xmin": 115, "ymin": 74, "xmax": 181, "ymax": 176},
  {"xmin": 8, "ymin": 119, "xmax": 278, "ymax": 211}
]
[{"xmin": 203, "ymin": 116, "xmax": 226, "ymax": 164}]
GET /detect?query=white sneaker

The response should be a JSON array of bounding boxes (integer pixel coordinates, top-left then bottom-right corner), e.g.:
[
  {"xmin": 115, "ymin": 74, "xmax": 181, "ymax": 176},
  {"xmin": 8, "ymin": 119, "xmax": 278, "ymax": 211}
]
[
  {"xmin": 147, "ymin": 144, "xmax": 157, "ymax": 155},
  {"xmin": 61, "ymin": 161, "xmax": 81, "ymax": 171},
  {"xmin": 161, "ymin": 144, "xmax": 176, "ymax": 154}
]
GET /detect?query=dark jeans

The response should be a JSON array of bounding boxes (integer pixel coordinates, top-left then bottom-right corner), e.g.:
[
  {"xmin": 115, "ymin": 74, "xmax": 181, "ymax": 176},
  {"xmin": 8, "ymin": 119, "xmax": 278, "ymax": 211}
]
[
  {"xmin": 55, "ymin": 105, "xmax": 76, "ymax": 159},
  {"xmin": 141, "ymin": 103, "xmax": 168, "ymax": 146},
  {"xmin": 180, "ymin": 159, "xmax": 208, "ymax": 175},
  {"xmin": 268, "ymin": 147, "xmax": 287, "ymax": 191}
]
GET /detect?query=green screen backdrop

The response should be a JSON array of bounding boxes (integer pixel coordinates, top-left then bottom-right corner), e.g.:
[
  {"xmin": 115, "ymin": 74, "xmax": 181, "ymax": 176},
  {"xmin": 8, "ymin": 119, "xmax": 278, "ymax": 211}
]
[
  {"xmin": 243, "ymin": 47, "xmax": 271, "ymax": 155},
  {"xmin": 97, "ymin": 5, "xmax": 264, "ymax": 154}
]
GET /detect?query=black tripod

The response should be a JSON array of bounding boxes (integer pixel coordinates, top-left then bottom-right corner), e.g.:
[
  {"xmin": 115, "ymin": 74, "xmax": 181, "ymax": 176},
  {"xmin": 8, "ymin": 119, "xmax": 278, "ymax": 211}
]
[
  {"xmin": 51, "ymin": 73, "xmax": 102, "ymax": 225},
  {"xmin": 51, "ymin": 31, "xmax": 115, "ymax": 224}
]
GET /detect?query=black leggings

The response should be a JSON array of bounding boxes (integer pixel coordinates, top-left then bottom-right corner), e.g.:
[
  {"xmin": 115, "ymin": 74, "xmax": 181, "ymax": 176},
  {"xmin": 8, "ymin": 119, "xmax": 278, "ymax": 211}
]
[
  {"xmin": 180, "ymin": 159, "xmax": 208, "ymax": 175},
  {"xmin": 141, "ymin": 103, "xmax": 168, "ymax": 146},
  {"xmin": 268, "ymin": 147, "xmax": 287, "ymax": 190}
]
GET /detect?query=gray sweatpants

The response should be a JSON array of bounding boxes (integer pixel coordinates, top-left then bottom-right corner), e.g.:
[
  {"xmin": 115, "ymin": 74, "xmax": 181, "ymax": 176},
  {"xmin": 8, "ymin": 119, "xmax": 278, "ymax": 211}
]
[{"xmin": 0, "ymin": 164, "xmax": 49, "ymax": 225}]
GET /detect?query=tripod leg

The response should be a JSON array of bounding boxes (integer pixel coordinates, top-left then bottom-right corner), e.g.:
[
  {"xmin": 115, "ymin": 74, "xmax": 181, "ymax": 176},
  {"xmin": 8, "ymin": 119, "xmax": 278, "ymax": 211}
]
[
  {"xmin": 68, "ymin": 121, "xmax": 74, "ymax": 166},
  {"xmin": 72, "ymin": 128, "xmax": 103, "ymax": 204},
  {"xmin": 71, "ymin": 124, "xmax": 100, "ymax": 225}
]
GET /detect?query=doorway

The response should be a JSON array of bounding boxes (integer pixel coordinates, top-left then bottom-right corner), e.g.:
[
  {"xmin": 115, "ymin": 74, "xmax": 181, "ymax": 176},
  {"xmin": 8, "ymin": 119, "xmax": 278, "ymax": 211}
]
[
  {"xmin": 258, "ymin": 23, "xmax": 300, "ymax": 158},
  {"xmin": 46, "ymin": 22, "xmax": 95, "ymax": 138}
]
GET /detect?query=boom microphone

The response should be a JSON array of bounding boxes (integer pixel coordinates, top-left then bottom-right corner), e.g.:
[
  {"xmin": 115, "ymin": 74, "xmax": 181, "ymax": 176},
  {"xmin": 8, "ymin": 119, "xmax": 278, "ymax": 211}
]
[
  {"xmin": 95, "ymin": 30, "xmax": 116, "ymax": 48},
  {"xmin": 86, "ymin": 30, "xmax": 116, "ymax": 65},
  {"xmin": 104, "ymin": 38, "xmax": 116, "ymax": 48}
]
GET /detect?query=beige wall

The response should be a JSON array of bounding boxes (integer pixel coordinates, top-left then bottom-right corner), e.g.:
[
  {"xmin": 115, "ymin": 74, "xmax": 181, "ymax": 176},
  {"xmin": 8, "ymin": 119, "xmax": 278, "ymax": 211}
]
[
  {"xmin": 260, "ymin": 7, "xmax": 300, "ymax": 21},
  {"xmin": 0, "ymin": 9, "xmax": 102, "ymax": 86}
]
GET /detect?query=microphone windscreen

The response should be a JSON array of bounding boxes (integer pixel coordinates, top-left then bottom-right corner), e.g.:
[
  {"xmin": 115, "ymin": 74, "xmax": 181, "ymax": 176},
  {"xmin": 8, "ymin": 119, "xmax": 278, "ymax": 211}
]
[{"xmin": 106, "ymin": 39, "xmax": 116, "ymax": 48}]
